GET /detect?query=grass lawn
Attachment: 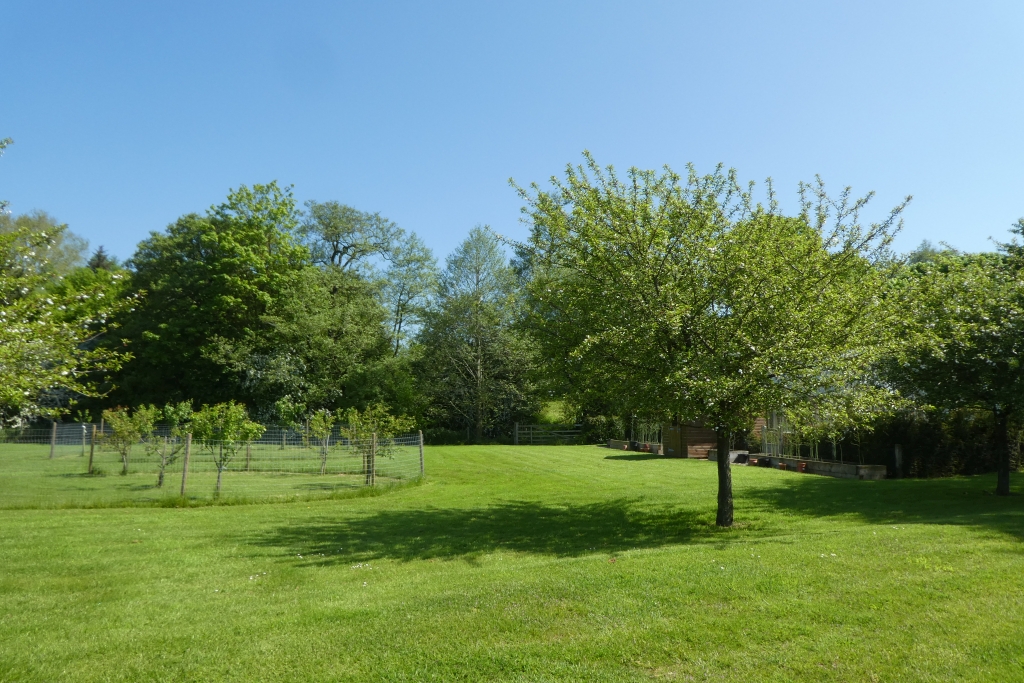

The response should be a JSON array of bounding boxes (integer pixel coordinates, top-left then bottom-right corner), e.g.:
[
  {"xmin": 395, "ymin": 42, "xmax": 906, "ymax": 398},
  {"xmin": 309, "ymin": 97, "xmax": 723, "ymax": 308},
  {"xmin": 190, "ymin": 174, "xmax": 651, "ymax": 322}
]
[{"xmin": 1, "ymin": 445, "xmax": 1023, "ymax": 681}]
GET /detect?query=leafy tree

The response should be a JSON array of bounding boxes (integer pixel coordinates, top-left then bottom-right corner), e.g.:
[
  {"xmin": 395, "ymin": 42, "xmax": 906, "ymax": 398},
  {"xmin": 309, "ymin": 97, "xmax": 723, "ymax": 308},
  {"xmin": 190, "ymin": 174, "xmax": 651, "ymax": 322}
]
[
  {"xmin": 102, "ymin": 405, "xmax": 158, "ymax": 475},
  {"xmin": 299, "ymin": 200, "xmax": 400, "ymax": 271},
  {"xmin": 514, "ymin": 154, "xmax": 908, "ymax": 526},
  {"xmin": 340, "ymin": 403, "xmax": 415, "ymax": 484},
  {"xmin": 154, "ymin": 401, "xmax": 193, "ymax": 487},
  {"xmin": 191, "ymin": 401, "xmax": 265, "ymax": 496},
  {"xmin": 220, "ymin": 265, "xmax": 396, "ymax": 419},
  {"xmin": 308, "ymin": 408, "xmax": 338, "ymax": 475},
  {"xmin": 887, "ymin": 249, "xmax": 1024, "ymax": 495},
  {"xmin": 0, "ymin": 138, "xmax": 129, "ymax": 424},
  {"xmin": 0, "ymin": 210, "xmax": 89, "ymax": 275},
  {"xmin": 381, "ymin": 233, "xmax": 438, "ymax": 355},
  {"xmin": 416, "ymin": 226, "xmax": 539, "ymax": 442},
  {"xmin": 115, "ymin": 182, "xmax": 308, "ymax": 407}
]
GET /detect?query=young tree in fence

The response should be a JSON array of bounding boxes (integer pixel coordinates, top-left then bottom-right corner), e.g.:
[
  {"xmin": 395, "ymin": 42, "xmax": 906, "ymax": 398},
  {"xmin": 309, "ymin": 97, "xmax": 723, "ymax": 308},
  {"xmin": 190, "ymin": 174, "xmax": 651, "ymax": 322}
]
[
  {"xmin": 191, "ymin": 401, "xmax": 265, "ymax": 496},
  {"xmin": 153, "ymin": 401, "xmax": 193, "ymax": 487},
  {"xmin": 340, "ymin": 403, "xmax": 415, "ymax": 484},
  {"xmin": 102, "ymin": 405, "xmax": 158, "ymax": 475},
  {"xmin": 514, "ymin": 154, "xmax": 909, "ymax": 526},
  {"xmin": 308, "ymin": 408, "xmax": 338, "ymax": 475}
]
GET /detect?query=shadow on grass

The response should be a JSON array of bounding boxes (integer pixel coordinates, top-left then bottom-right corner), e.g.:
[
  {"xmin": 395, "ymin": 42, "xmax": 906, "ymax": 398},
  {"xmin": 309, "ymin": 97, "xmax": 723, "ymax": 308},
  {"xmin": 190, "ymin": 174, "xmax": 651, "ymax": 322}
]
[
  {"xmin": 253, "ymin": 498, "xmax": 714, "ymax": 563},
  {"xmin": 604, "ymin": 453, "xmax": 677, "ymax": 461},
  {"xmin": 744, "ymin": 471, "xmax": 1024, "ymax": 541}
]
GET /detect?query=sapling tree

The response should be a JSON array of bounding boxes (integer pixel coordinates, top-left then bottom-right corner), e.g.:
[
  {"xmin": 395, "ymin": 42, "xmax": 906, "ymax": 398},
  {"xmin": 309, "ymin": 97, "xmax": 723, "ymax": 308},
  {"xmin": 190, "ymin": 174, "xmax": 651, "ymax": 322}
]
[
  {"xmin": 340, "ymin": 403, "xmax": 415, "ymax": 484},
  {"xmin": 102, "ymin": 405, "xmax": 158, "ymax": 475},
  {"xmin": 308, "ymin": 408, "xmax": 338, "ymax": 475},
  {"xmin": 514, "ymin": 154, "xmax": 909, "ymax": 526},
  {"xmin": 191, "ymin": 401, "xmax": 265, "ymax": 496},
  {"xmin": 153, "ymin": 401, "xmax": 192, "ymax": 487}
]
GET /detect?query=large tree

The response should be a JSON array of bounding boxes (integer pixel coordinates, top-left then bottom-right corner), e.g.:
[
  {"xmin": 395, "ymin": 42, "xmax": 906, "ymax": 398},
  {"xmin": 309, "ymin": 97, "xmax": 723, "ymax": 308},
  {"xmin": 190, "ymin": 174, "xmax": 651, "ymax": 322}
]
[
  {"xmin": 212, "ymin": 265, "xmax": 400, "ymax": 420},
  {"xmin": 417, "ymin": 227, "xmax": 538, "ymax": 442},
  {"xmin": 887, "ymin": 248, "xmax": 1024, "ymax": 495},
  {"xmin": 515, "ymin": 154, "xmax": 908, "ymax": 525},
  {"xmin": 114, "ymin": 182, "xmax": 308, "ymax": 407},
  {"xmin": 0, "ymin": 138, "xmax": 128, "ymax": 424}
]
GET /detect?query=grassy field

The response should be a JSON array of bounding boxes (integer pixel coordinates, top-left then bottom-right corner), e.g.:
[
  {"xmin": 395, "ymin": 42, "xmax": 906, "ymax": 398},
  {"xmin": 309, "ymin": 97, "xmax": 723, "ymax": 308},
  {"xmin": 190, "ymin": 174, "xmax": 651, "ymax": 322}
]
[{"xmin": 1, "ymin": 445, "xmax": 1023, "ymax": 681}]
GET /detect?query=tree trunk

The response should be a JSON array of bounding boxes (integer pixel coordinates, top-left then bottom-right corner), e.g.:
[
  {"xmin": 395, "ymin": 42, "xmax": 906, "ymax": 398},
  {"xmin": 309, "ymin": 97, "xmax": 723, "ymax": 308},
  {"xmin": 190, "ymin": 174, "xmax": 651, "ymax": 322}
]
[
  {"xmin": 715, "ymin": 426, "xmax": 733, "ymax": 527},
  {"xmin": 157, "ymin": 437, "xmax": 167, "ymax": 488},
  {"xmin": 996, "ymin": 410, "xmax": 1011, "ymax": 496},
  {"xmin": 475, "ymin": 333, "xmax": 484, "ymax": 444},
  {"xmin": 215, "ymin": 466, "xmax": 224, "ymax": 497}
]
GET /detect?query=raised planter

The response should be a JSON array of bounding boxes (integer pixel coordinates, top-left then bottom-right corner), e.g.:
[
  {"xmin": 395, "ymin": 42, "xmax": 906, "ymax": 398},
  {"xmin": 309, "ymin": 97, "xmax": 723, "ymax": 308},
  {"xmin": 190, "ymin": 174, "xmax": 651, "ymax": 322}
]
[{"xmin": 754, "ymin": 456, "xmax": 887, "ymax": 480}]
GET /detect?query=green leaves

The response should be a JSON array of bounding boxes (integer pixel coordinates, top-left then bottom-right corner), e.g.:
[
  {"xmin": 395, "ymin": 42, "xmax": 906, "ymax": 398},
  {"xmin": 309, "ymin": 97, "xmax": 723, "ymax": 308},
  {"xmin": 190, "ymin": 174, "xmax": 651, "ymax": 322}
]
[
  {"xmin": 514, "ymin": 155, "xmax": 908, "ymax": 433},
  {"xmin": 191, "ymin": 401, "xmax": 265, "ymax": 448},
  {"xmin": 117, "ymin": 183, "xmax": 308, "ymax": 407}
]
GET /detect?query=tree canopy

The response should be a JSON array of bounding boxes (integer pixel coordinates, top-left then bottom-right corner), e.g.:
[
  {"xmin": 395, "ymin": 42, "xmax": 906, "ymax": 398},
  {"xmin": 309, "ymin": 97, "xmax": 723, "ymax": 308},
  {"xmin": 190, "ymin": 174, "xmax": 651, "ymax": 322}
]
[{"xmin": 514, "ymin": 154, "xmax": 909, "ymax": 524}]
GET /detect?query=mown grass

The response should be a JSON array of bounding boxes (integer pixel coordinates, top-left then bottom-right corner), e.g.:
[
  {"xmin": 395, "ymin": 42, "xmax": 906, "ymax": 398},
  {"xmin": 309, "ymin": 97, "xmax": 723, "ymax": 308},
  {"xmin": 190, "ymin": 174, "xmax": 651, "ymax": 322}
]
[{"xmin": 1, "ymin": 445, "xmax": 1023, "ymax": 681}]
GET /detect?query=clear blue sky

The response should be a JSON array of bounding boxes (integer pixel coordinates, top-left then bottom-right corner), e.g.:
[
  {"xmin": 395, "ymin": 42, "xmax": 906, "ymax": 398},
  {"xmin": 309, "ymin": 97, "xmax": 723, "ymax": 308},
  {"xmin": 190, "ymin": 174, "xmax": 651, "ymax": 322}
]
[{"xmin": 2, "ymin": 1, "xmax": 1022, "ymax": 262}]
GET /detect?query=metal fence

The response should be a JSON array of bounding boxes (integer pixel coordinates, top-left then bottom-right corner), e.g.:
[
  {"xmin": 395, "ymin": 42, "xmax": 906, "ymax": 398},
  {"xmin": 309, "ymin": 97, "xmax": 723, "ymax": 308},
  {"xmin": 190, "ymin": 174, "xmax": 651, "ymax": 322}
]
[
  {"xmin": 513, "ymin": 423, "xmax": 583, "ymax": 445},
  {"xmin": 0, "ymin": 424, "xmax": 424, "ymax": 508}
]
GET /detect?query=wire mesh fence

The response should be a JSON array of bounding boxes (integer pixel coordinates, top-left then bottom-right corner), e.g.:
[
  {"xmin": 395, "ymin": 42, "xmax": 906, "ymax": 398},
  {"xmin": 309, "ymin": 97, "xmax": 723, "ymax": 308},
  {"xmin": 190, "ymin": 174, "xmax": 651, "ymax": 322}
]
[{"xmin": 0, "ymin": 424, "xmax": 424, "ymax": 508}]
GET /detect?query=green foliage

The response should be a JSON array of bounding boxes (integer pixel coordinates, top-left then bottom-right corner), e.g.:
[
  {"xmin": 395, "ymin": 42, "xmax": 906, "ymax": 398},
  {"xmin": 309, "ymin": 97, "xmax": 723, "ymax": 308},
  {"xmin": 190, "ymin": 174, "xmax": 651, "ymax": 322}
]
[
  {"xmin": 381, "ymin": 233, "xmax": 438, "ymax": 355},
  {"xmin": 191, "ymin": 401, "xmax": 264, "ymax": 446},
  {"xmin": 299, "ymin": 200, "xmax": 401, "ymax": 271},
  {"xmin": 115, "ymin": 182, "xmax": 308, "ymax": 408},
  {"xmin": 0, "ymin": 211, "xmax": 89, "ymax": 276},
  {"xmin": 101, "ymin": 405, "xmax": 158, "ymax": 475},
  {"xmin": 416, "ymin": 226, "xmax": 539, "ymax": 442},
  {"xmin": 223, "ymin": 266, "xmax": 395, "ymax": 419},
  {"xmin": 340, "ymin": 403, "xmax": 415, "ymax": 442},
  {"xmin": 0, "ymin": 224, "xmax": 130, "ymax": 425},
  {"xmin": 887, "ymin": 249, "xmax": 1024, "ymax": 493},
  {"xmin": 514, "ymin": 153, "xmax": 910, "ymax": 524}
]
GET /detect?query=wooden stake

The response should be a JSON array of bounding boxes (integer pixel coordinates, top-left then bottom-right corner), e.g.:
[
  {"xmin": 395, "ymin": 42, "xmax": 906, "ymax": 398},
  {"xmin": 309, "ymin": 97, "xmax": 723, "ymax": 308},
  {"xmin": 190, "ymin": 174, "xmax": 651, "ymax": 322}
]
[
  {"xmin": 419, "ymin": 430, "xmax": 425, "ymax": 477},
  {"xmin": 180, "ymin": 433, "xmax": 192, "ymax": 497},
  {"xmin": 88, "ymin": 425, "xmax": 96, "ymax": 475},
  {"xmin": 370, "ymin": 432, "xmax": 376, "ymax": 486},
  {"xmin": 49, "ymin": 421, "xmax": 57, "ymax": 459}
]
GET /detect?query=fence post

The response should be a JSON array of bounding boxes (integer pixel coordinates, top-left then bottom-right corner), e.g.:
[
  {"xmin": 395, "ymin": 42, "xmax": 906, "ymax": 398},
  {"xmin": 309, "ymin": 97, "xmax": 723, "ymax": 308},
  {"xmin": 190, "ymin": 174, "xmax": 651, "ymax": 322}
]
[
  {"xmin": 418, "ymin": 430, "xmax": 424, "ymax": 477},
  {"xmin": 180, "ymin": 433, "xmax": 192, "ymax": 497},
  {"xmin": 49, "ymin": 421, "xmax": 57, "ymax": 459},
  {"xmin": 370, "ymin": 432, "xmax": 376, "ymax": 486},
  {"xmin": 88, "ymin": 425, "xmax": 96, "ymax": 475},
  {"xmin": 514, "ymin": 422, "xmax": 518, "ymax": 446}
]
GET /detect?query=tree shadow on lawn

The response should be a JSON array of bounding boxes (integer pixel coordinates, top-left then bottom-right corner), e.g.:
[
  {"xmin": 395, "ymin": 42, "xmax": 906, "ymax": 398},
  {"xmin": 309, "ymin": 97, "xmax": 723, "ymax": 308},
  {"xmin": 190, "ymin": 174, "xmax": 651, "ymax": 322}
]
[
  {"xmin": 744, "ymin": 472, "xmax": 1024, "ymax": 542},
  {"xmin": 252, "ymin": 498, "xmax": 715, "ymax": 564},
  {"xmin": 603, "ymin": 454, "xmax": 672, "ymax": 461}
]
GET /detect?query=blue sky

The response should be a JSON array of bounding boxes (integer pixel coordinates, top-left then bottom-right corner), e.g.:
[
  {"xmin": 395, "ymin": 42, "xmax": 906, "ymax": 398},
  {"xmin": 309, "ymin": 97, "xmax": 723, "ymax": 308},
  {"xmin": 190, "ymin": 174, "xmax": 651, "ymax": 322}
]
[{"xmin": 2, "ymin": 1, "xmax": 1022, "ymax": 262}]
